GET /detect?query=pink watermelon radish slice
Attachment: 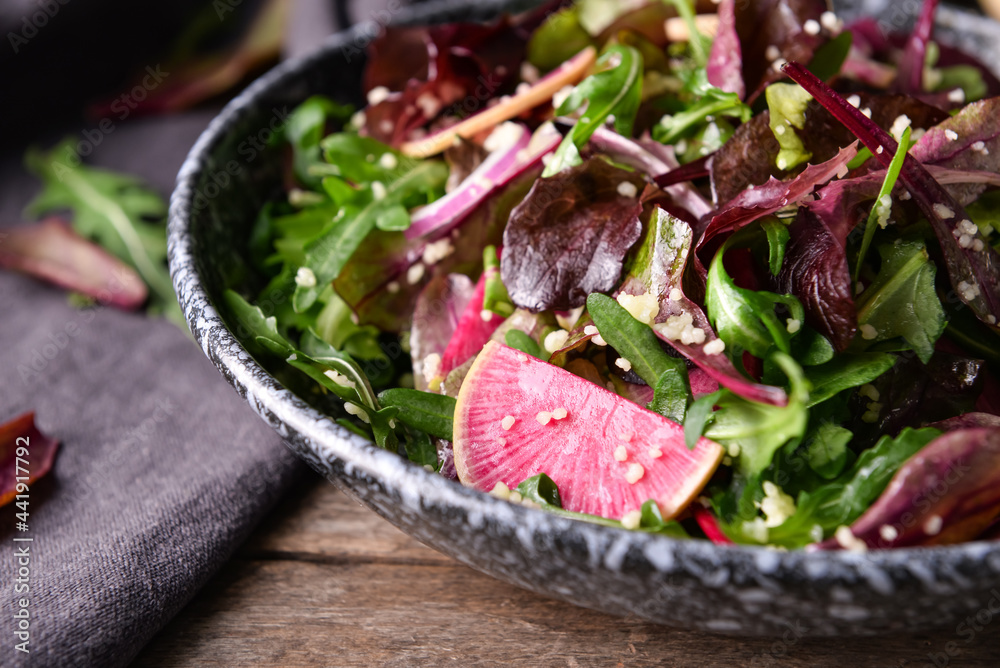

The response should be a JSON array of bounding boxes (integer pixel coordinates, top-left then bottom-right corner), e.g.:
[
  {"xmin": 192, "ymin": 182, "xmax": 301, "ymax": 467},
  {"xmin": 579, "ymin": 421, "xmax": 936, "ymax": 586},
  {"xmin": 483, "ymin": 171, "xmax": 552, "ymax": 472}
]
[
  {"xmin": 439, "ymin": 273, "xmax": 505, "ymax": 380},
  {"xmin": 454, "ymin": 341, "xmax": 725, "ymax": 521}
]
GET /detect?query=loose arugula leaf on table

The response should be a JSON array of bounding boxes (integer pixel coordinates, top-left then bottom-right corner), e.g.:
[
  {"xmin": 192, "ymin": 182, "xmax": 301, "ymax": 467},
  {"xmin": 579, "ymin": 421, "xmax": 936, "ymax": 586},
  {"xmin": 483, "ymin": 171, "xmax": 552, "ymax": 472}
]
[
  {"xmin": 25, "ymin": 139, "xmax": 180, "ymax": 324},
  {"xmin": 855, "ymin": 239, "xmax": 946, "ymax": 364},
  {"xmin": 514, "ymin": 474, "xmax": 689, "ymax": 537},
  {"xmin": 543, "ymin": 44, "xmax": 643, "ymax": 177},
  {"xmin": 705, "ymin": 238, "xmax": 805, "ymax": 359},
  {"xmin": 378, "ymin": 388, "xmax": 456, "ymax": 441}
]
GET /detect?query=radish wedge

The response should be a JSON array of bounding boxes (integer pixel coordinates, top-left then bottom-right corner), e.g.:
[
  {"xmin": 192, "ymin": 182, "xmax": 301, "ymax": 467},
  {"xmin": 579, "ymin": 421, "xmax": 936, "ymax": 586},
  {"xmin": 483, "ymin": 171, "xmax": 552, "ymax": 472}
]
[
  {"xmin": 400, "ymin": 46, "xmax": 597, "ymax": 158},
  {"xmin": 454, "ymin": 341, "xmax": 725, "ymax": 520}
]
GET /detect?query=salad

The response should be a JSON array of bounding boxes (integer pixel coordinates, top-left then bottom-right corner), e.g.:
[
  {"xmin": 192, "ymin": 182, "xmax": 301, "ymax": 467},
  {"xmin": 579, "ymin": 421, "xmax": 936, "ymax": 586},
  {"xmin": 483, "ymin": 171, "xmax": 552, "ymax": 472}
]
[{"xmin": 226, "ymin": 0, "xmax": 1000, "ymax": 550}]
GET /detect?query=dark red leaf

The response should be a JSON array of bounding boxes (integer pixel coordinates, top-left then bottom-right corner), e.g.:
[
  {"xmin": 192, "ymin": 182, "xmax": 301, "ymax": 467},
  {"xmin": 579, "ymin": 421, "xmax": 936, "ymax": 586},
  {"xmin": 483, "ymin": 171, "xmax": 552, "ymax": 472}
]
[
  {"xmin": 1, "ymin": 413, "xmax": 59, "ymax": 507},
  {"xmin": 783, "ymin": 60, "xmax": 1000, "ymax": 331},
  {"xmin": 895, "ymin": 0, "xmax": 939, "ymax": 95},
  {"xmin": 0, "ymin": 218, "xmax": 147, "ymax": 310},
  {"xmin": 707, "ymin": 0, "xmax": 745, "ymax": 99},
  {"xmin": 501, "ymin": 158, "xmax": 645, "ymax": 312},
  {"xmin": 777, "ymin": 207, "xmax": 856, "ymax": 351}
]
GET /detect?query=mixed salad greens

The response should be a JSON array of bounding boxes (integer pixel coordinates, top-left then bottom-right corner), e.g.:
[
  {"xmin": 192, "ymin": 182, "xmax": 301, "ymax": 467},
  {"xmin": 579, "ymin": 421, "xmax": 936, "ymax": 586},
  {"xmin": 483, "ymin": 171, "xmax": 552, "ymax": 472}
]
[{"xmin": 227, "ymin": 0, "xmax": 1000, "ymax": 550}]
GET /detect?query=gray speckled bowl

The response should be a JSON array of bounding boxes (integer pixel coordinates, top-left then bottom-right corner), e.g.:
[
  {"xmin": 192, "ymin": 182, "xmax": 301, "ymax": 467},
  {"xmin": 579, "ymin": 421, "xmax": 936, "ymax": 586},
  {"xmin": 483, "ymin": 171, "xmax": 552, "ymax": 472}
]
[{"xmin": 168, "ymin": 0, "xmax": 1000, "ymax": 635}]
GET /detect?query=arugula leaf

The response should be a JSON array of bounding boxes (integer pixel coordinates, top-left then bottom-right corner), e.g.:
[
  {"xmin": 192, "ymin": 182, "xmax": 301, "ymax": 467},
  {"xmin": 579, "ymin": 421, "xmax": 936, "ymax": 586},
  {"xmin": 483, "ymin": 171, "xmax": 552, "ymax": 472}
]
[
  {"xmin": 805, "ymin": 422, "xmax": 852, "ymax": 479},
  {"xmin": 504, "ymin": 330, "xmax": 543, "ymax": 359},
  {"xmin": 766, "ymin": 427, "xmax": 940, "ymax": 547},
  {"xmin": 526, "ymin": 5, "xmax": 593, "ymax": 71},
  {"xmin": 403, "ymin": 429, "xmax": 440, "ymax": 469},
  {"xmin": 705, "ymin": 353, "xmax": 810, "ymax": 476},
  {"xmin": 654, "ymin": 70, "xmax": 752, "ymax": 146},
  {"xmin": 543, "ymin": 44, "xmax": 643, "ymax": 176},
  {"xmin": 854, "ymin": 126, "xmax": 910, "ymax": 283},
  {"xmin": 514, "ymin": 474, "xmax": 688, "ymax": 536},
  {"xmin": 706, "ymin": 241, "xmax": 805, "ymax": 358},
  {"xmin": 762, "ymin": 217, "xmax": 789, "ymax": 276},
  {"xmin": 684, "ymin": 390, "xmax": 723, "ymax": 451},
  {"xmin": 648, "ymin": 361, "xmax": 692, "ymax": 424},
  {"xmin": 25, "ymin": 139, "xmax": 180, "ymax": 323},
  {"xmin": 284, "ymin": 95, "xmax": 354, "ymax": 187},
  {"xmin": 661, "ymin": 0, "xmax": 711, "ymax": 65},
  {"xmin": 587, "ymin": 293, "xmax": 679, "ymax": 387},
  {"xmin": 223, "ymin": 290, "xmax": 293, "ymax": 356},
  {"xmin": 856, "ymin": 239, "xmax": 946, "ymax": 364},
  {"xmin": 802, "ymin": 352, "xmax": 897, "ymax": 407},
  {"xmin": 377, "ymin": 388, "xmax": 456, "ymax": 441},
  {"xmin": 293, "ymin": 159, "xmax": 448, "ymax": 311},
  {"xmin": 765, "ymin": 83, "xmax": 813, "ymax": 172},
  {"xmin": 806, "ymin": 30, "xmax": 852, "ymax": 82}
]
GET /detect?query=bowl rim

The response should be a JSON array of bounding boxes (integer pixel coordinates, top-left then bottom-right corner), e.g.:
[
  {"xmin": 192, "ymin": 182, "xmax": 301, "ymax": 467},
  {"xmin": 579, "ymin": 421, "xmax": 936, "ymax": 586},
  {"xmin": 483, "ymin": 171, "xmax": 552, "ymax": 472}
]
[{"xmin": 167, "ymin": 0, "xmax": 1000, "ymax": 588}]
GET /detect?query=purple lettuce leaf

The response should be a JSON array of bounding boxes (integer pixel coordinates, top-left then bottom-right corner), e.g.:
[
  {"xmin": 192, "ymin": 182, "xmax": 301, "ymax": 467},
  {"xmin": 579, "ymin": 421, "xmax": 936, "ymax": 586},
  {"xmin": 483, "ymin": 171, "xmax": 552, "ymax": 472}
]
[
  {"xmin": 0, "ymin": 218, "xmax": 147, "ymax": 310},
  {"xmin": 699, "ymin": 143, "xmax": 858, "ymax": 252},
  {"xmin": 709, "ymin": 94, "xmax": 946, "ymax": 205},
  {"xmin": 784, "ymin": 60, "xmax": 1000, "ymax": 331},
  {"xmin": 500, "ymin": 157, "xmax": 645, "ymax": 311},
  {"xmin": 410, "ymin": 274, "xmax": 475, "ymax": 392},
  {"xmin": 910, "ymin": 97, "xmax": 1000, "ymax": 205},
  {"xmin": 931, "ymin": 412, "xmax": 1000, "ymax": 431},
  {"xmin": 362, "ymin": 17, "xmax": 530, "ymax": 147},
  {"xmin": 618, "ymin": 207, "xmax": 788, "ymax": 406},
  {"xmin": 706, "ymin": 0, "xmax": 745, "ymax": 99},
  {"xmin": 822, "ymin": 426, "xmax": 1000, "ymax": 548},
  {"xmin": 777, "ymin": 207, "xmax": 856, "ymax": 351},
  {"xmin": 734, "ymin": 0, "xmax": 827, "ymax": 101},
  {"xmin": 896, "ymin": 0, "xmax": 939, "ymax": 95}
]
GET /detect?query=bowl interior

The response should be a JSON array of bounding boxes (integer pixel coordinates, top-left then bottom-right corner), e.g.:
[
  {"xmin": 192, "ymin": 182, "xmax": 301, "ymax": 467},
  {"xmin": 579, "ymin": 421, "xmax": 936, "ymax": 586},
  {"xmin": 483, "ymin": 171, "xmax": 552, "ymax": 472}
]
[{"xmin": 169, "ymin": 0, "xmax": 1000, "ymax": 636}]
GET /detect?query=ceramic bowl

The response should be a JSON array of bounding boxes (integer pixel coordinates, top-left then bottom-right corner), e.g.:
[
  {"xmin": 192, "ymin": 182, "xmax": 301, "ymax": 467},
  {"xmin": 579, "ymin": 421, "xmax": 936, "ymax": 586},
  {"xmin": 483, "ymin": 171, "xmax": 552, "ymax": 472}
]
[{"xmin": 168, "ymin": 0, "xmax": 1000, "ymax": 635}]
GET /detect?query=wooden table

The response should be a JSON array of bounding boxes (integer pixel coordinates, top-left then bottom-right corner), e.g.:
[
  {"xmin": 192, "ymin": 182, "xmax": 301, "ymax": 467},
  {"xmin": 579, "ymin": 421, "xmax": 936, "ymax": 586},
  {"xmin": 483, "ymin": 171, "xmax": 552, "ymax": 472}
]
[{"xmin": 138, "ymin": 471, "xmax": 1000, "ymax": 667}]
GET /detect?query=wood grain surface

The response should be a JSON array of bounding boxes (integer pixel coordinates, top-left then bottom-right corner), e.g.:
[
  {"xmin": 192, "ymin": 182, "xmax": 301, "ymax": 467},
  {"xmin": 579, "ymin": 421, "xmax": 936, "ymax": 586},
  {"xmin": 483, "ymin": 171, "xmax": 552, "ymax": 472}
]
[{"xmin": 136, "ymin": 473, "xmax": 1000, "ymax": 667}]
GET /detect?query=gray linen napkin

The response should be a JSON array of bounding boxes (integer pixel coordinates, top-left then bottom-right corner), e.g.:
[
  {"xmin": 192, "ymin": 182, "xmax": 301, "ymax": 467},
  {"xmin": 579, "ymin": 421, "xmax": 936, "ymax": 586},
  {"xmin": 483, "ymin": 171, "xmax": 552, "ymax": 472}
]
[{"xmin": 0, "ymin": 112, "xmax": 310, "ymax": 667}]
